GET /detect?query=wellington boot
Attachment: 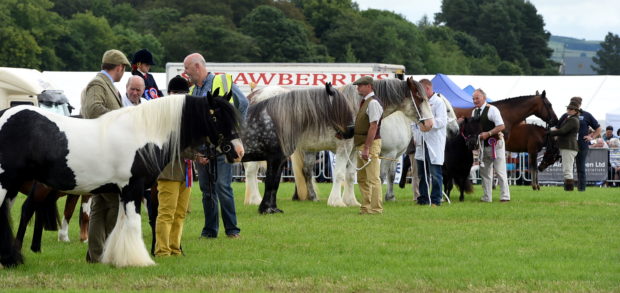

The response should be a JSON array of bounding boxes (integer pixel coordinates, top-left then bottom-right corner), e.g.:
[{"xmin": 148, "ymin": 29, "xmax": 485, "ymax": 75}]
[{"xmin": 564, "ymin": 179, "xmax": 574, "ymax": 191}]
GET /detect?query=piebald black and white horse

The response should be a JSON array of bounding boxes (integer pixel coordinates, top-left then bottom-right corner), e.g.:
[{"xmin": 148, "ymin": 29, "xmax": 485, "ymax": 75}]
[
  {"xmin": 0, "ymin": 92, "xmax": 243, "ymax": 268},
  {"xmin": 241, "ymin": 83, "xmax": 355, "ymax": 214}
]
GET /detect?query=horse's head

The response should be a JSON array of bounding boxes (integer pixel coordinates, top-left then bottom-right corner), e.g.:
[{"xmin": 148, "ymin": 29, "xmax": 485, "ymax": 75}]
[
  {"xmin": 538, "ymin": 132, "xmax": 561, "ymax": 171},
  {"xmin": 326, "ymin": 82, "xmax": 354, "ymax": 139},
  {"xmin": 459, "ymin": 117, "xmax": 483, "ymax": 150},
  {"xmin": 405, "ymin": 77, "xmax": 434, "ymax": 130},
  {"xmin": 537, "ymin": 90, "xmax": 559, "ymax": 127},
  {"xmin": 203, "ymin": 89, "xmax": 244, "ymax": 163}
]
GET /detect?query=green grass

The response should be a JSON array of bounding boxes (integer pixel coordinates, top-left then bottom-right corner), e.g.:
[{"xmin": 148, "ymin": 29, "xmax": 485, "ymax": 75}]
[{"xmin": 2, "ymin": 183, "xmax": 619, "ymax": 292}]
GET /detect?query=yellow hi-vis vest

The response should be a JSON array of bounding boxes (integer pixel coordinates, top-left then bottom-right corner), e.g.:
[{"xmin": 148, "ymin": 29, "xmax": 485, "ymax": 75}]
[{"xmin": 211, "ymin": 74, "xmax": 235, "ymax": 106}]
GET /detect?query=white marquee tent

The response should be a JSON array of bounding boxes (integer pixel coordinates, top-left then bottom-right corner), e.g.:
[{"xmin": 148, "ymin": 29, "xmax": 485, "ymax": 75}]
[{"xmin": 25, "ymin": 71, "xmax": 620, "ymax": 129}]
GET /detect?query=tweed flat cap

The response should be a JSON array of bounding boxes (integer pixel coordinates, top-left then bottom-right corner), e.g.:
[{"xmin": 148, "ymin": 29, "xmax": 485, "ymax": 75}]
[{"xmin": 102, "ymin": 49, "xmax": 130, "ymax": 66}]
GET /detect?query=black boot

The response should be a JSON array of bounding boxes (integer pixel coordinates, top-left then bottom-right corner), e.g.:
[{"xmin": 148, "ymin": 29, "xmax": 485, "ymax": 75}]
[{"xmin": 564, "ymin": 179, "xmax": 574, "ymax": 191}]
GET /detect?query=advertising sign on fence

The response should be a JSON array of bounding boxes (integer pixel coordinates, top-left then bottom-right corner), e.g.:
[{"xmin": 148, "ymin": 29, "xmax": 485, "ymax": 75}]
[{"xmin": 537, "ymin": 148, "xmax": 608, "ymax": 182}]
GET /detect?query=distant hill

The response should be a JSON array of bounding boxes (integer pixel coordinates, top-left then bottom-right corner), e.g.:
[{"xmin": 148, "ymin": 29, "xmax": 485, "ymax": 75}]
[{"xmin": 549, "ymin": 35, "xmax": 602, "ymax": 75}]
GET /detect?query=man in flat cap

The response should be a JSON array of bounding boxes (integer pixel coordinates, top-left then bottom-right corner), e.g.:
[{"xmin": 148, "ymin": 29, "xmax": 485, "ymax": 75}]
[
  {"xmin": 557, "ymin": 96, "xmax": 601, "ymax": 191},
  {"xmin": 80, "ymin": 49, "xmax": 130, "ymax": 263},
  {"xmin": 352, "ymin": 76, "xmax": 384, "ymax": 214},
  {"xmin": 81, "ymin": 49, "xmax": 130, "ymax": 118}
]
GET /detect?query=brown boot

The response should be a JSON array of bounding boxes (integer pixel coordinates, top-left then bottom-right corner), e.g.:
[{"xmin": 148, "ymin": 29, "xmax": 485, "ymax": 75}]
[{"xmin": 565, "ymin": 179, "xmax": 574, "ymax": 191}]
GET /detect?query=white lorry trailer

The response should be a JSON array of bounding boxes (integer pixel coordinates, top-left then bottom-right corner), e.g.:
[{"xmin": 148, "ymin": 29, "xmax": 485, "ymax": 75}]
[
  {"xmin": 0, "ymin": 67, "xmax": 73, "ymax": 115},
  {"xmin": 165, "ymin": 62, "xmax": 405, "ymax": 94}
]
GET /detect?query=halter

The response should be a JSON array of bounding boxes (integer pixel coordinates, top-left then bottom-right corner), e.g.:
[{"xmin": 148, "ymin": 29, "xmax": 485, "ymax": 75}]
[
  {"xmin": 540, "ymin": 95, "xmax": 557, "ymax": 128},
  {"xmin": 408, "ymin": 87, "xmax": 433, "ymax": 123}
]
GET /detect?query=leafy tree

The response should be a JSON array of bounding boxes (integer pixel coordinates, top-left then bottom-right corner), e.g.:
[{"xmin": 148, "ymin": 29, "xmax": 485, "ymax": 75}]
[
  {"xmin": 160, "ymin": 14, "xmax": 258, "ymax": 62},
  {"xmin": 113, "ymin": 25, "xmax": 165, "ymax": 71},
  {"xmin": 55, "ymin": 12, "xmax": 117, "ymax": 70},
  {"xmin": 592, "ymin": 32, "xmax": 620, "ymax": 74},
  {"xmin": 240, "ymin": 5, "xmax": 320, "ymax": 62},
  {"xmin": 135, "ymin": 8, "xmax": 182, "ymax": 37},
  {"xmin": 0, "ymin": 27, "xmax": 42, "ymax": 68},
  {"xmin": 292, "ymin": 0, "xmax": 357, "ymax": 39},
  {"xmin": 436, "ymin": 0, "xmax": 556, "ymax": 75}
]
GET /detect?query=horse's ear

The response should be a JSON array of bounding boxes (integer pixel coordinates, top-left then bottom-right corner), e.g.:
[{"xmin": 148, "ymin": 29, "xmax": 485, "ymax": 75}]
[
  {"xmin": 325, "ymin": 82, "xmax": 335, "ymax": 96},
  {"xmin": 212, "ymin": 88, "xmax": 220, "ymax": 98},
  {"xmin": 535, "ymin": 90, "xmax": 539, "ymax": 95},
  {"xmin": 225, "ymin": 89, "xmax": 233, "ymax": 102},
  {"xmin": 541, "ymin": 90, "xmax": 546, "ymax": 98}
]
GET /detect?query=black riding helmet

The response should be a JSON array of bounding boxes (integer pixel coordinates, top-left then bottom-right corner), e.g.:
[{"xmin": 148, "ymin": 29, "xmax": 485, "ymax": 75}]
[{"xmin": 132, "ymin": 48, "xmax": 155, "ymax": 65}]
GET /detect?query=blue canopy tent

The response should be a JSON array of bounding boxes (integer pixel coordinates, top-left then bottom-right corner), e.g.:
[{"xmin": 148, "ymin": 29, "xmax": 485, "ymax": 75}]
[
  {"xmin": 462, "ymin": 85, "xmax": 475, "ymax": 96},
  {"xmin": 431, "ymin": 73, "xmax": 475, "ymax": 108}
]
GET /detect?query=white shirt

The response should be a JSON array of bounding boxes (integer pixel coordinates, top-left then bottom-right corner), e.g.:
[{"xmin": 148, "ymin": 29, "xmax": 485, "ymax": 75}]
[
  {"xmin": 413, "ymin": 93, "xmax": 447, "ymax": 164},
  {"xmin": 472, "ymin": 102, "xmax": 504, "ymax": 126},
  {"xmin": 363, "ymin": 92, "xmax": 383, "ymax": 123},
  {"xmin": 122, "ymin": 94, "xmax": 147, "ymax": 107}
]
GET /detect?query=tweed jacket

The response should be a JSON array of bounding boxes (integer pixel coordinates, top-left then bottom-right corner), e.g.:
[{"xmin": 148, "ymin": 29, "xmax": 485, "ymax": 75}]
[
  {"xmin": 549, "ymin": 114, "xmax": 579, "ymax": 151},
  {"xmin": 81, "ymin": 72, "xmax": 122, "ymax": 119}
]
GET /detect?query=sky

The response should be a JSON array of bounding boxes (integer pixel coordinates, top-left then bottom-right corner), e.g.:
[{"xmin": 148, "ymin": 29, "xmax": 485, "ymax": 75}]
[{"xmin": 354, "ymin": 0, "xmax": 620, "ymax": 41}]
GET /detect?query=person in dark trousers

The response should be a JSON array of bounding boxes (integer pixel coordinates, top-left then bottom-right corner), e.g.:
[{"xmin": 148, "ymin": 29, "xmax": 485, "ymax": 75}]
[{"xmin": 183, "ymin": 53, "xmax": 248, "ymax": 238}]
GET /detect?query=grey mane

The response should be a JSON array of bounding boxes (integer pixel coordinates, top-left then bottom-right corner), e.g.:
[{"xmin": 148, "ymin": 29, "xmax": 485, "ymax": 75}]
[{"xmin": 248, "ymin": 87, "xmax": 353, "ymax": 156}]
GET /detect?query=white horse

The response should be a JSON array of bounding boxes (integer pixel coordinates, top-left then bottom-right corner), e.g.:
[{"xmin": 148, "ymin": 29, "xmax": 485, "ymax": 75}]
[{"xmin": 244, "ymin": 78, "xmax": 435, "ymax": 207}]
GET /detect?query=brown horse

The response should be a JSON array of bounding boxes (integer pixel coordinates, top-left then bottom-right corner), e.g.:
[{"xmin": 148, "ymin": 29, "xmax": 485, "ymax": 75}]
[
  {"xmin": 16, "ymin": 181, "xmax": 90, "ymax": 252},
  {"xmin": 505, "ymin": 123, "xmax": 561, "ymax": 190},
  {"xmin": 454, "ymin": 91, "xmax": 559, "ymax": 190}
]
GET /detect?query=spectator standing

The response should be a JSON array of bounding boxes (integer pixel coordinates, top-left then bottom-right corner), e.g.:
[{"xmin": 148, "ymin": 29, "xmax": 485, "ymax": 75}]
[
  {"xmin": 608, "ymin": 138, "xmax": 620, "ymax": 187},
  {"xmin": 472, "ymin": 89, "xmax": 511, "ymax": 202},
  {"xmin": 183, "ymin": 53, "xmax": 248, "ymax": 238},
  {"xmin": 131, "ymin": 48, "xmax": 163, "ymax": 100},
  {"xmin": 122, "ymin": 76, "xmax": 146, "ymax": 107},
  {"xmin": 412, "ymin": 79, "xmax": 447, "ymax": 206},
  {"xmin": 154, "ymin": 75, "xmax": 193, "ymax": 256},
  {"xmin": 602, "ymin": 126, "xmax": 617, "ymax": 142},
  {"xmin": 80, "ymin": 49, "xmax": 130, "ymax": 263}
]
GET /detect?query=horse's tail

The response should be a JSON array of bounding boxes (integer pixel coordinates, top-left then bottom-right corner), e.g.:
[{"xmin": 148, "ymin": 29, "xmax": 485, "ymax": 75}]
[
  {"xmin": 0, "ymin": 201, "xmax": 24, "ymax": 267},
  {"xmin": 38, "ymin": 192, "xmax": 60, "ymax": 231}
]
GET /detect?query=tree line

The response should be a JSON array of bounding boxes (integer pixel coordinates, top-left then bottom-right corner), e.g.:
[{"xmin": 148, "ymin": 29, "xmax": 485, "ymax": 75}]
[{"xmin": 1, "ymin": 0, "xmax": 614, "ymax": 75}]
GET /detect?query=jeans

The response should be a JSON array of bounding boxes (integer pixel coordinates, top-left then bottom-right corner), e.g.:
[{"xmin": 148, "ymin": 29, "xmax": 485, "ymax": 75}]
[
  {"xmin": 576, "ymin": 145, "xmax": 588, "ymax": 191},
  {"xmin": 197, "ymin": 155, "xmax": 240, "ymax": 237},
  {"xmin": 416, "ymin": 146, "xmax": 443, "ymax": 205}
]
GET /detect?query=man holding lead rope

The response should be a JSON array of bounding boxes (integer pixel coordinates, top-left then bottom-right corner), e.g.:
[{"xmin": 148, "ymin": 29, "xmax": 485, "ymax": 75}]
[{"xmin": 472, "ymin": 89, "xmax": 511, "ymax": 203}]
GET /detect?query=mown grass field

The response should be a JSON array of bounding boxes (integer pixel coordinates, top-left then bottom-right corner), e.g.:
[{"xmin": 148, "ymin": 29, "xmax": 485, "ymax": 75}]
[{"xmin": 2, "ymin": 182, "xmax": 619, "ymax": 292}]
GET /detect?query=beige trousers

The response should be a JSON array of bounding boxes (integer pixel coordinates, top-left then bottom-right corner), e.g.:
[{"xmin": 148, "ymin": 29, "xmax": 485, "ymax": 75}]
[{"xmin": 357, "ymin": 139, "xmax": 383, "ymax": 214}]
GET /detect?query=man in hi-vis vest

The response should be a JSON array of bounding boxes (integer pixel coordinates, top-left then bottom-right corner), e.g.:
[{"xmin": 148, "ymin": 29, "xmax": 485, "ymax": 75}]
[{"xmin": 183, "ymin": 53, "xmax": 248, "ymax": 238}]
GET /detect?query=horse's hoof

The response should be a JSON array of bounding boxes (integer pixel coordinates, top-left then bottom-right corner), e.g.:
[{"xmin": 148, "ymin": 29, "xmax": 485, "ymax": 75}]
[
  {"xmin": 385, "ymin": 195, "xmax": 395, "ymax": 202},
  {"xmin": 259, "ymin": 207, "xmax": 284, "ymax": 214},
  {"xmin": 327, "ymin": 199, "xmax": 346, "ymax": 207}
]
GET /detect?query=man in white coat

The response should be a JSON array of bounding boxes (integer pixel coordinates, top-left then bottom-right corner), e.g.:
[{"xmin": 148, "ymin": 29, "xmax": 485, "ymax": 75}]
[{"xmin": 413, "ymin": 79, "xmax": 446, "ymax": 206}]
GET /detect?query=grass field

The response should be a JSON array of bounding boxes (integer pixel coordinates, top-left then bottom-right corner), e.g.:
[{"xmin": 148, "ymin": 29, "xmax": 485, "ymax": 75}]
[{"xmin": 2, "ymin": 183, "xmax": 619, "ymax": 292}]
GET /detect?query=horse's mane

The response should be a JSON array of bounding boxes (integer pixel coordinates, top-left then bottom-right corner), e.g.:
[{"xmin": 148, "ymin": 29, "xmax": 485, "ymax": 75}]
[
  {"xmin": 372, "ymin": 79, "xmax": 414, "ymax": 110},
  {"xmin": 248, "ymin": 87, "xmax": 352, "ymax": 156},
  {"xmin": 491, "ymin": 94, "xmax": 537, "ymax": 106},
  {"xmin": 98, "ymin": 95, "xmax": 185, "ymax": 168},
  {"xmin": 338, "ymin": 78, "xmax": 417, "ymax": 108}
]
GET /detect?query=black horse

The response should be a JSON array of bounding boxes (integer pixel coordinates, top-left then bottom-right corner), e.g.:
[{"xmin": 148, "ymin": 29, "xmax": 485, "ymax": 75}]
[{"xmin": 443, "ymin": 117, "xmax": 482, "ymax": 202}]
